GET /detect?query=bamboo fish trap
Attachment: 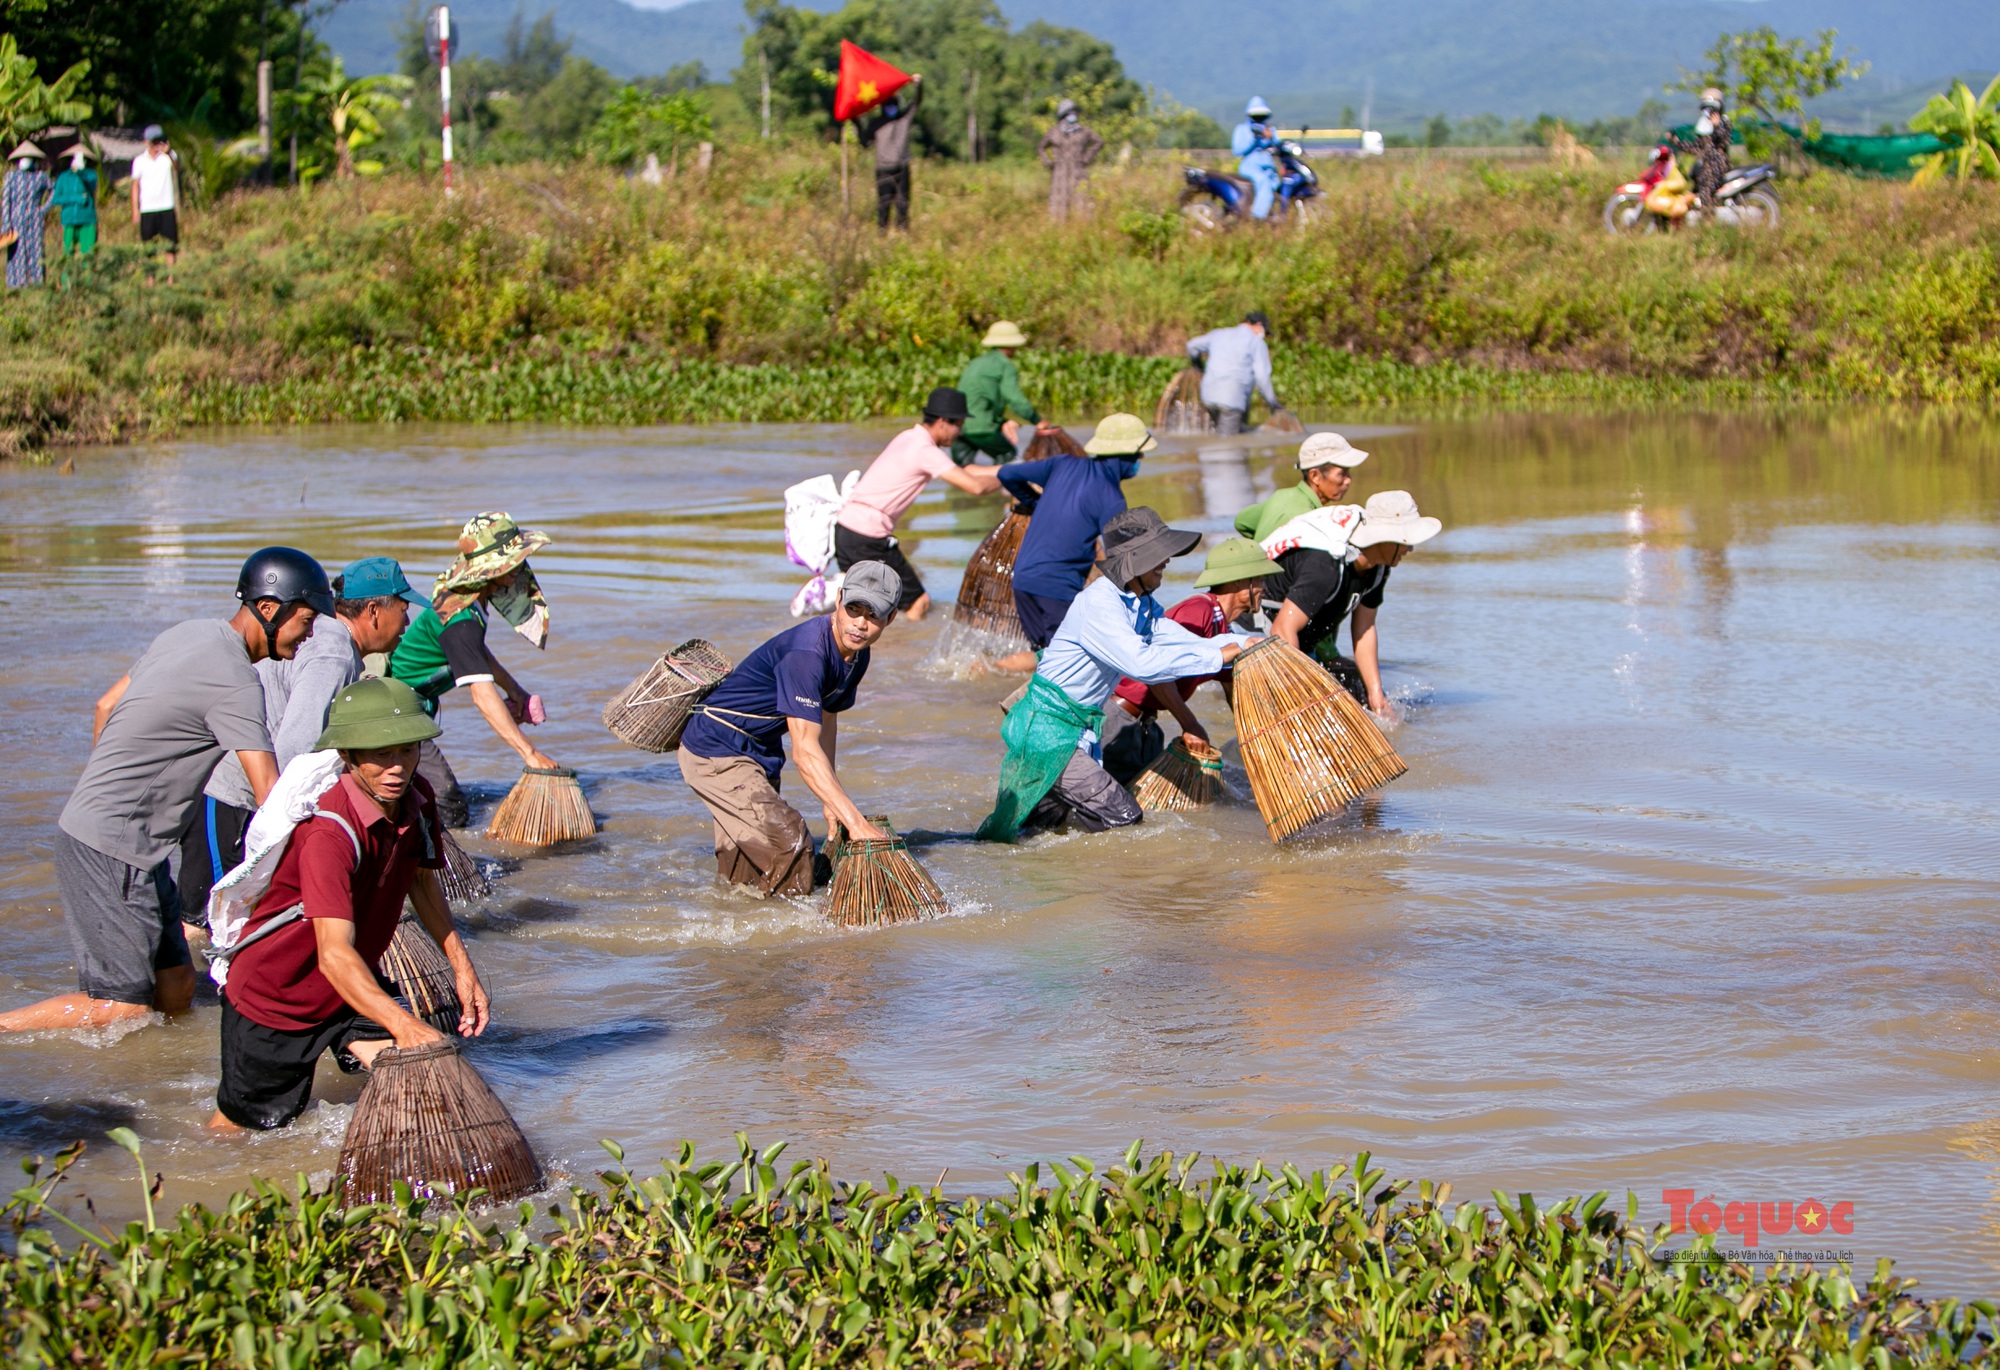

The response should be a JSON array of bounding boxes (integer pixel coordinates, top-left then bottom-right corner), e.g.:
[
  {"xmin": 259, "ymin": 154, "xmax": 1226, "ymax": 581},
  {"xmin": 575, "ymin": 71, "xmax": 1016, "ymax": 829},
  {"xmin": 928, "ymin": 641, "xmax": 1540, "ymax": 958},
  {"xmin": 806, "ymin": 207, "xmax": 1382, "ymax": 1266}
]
[
  {"xmin": 1132, "ymin": 734, "xmax": 1225, "ymax": 812},
  {"xmin": 336, "ymin": 1039, "xmax": 543, "ymax": 1206},
  {"xmin": 823, "ymin": 818, "xmax": 949, "ymax": 929},
  {"xmin": 825, "ymin": 814, "xmax": 893, "ymax": 871},
  {"xmin": 1155, "ymin": 368, "xmax": 1214, "ymax": 435},
  {"xmin": 434, "ymin": 826, "xmax": 490, "ymax": 905},
  {"xmin": 379, "ymin": 912, "xmax": 462, "ymax": 1034},
  {"xmin": 602, "ymin": 639, "xmax": 733, "ymax": 752},
  {"xmin": 486, "ymin": 766, "xmax": 596, "ymax": 848},
  {"xmin": 947, "ymin": 427, "xmax": 1085, "ymax": 644},
  {"xmin": 950, "ymin": 508, "xmax": 1032, "ymax": 639},
  {"xmin": 1260, "ymin": 407, "xmax": 1306, "ymax": 435},
  {"xmin": 1231, "ymin": 638, "xmax": 1407, "ymax": 841}
]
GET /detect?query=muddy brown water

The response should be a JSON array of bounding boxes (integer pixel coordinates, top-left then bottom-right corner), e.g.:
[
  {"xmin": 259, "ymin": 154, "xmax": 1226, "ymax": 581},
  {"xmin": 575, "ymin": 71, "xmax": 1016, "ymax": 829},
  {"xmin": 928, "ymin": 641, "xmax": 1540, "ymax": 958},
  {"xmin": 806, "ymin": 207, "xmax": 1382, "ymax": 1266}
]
[{"xmin": 2, "ymin": 414, "xmax": 1998, "ymax": 1291}]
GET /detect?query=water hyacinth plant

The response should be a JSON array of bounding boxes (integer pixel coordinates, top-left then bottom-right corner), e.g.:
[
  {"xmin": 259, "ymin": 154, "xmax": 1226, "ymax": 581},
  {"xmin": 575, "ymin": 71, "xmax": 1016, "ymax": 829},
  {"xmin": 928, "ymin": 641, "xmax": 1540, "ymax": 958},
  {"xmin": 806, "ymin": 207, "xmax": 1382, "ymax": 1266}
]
[{"xmin": 1, "ymin": 1133, "xmax": 1990, "ymax": 1365}]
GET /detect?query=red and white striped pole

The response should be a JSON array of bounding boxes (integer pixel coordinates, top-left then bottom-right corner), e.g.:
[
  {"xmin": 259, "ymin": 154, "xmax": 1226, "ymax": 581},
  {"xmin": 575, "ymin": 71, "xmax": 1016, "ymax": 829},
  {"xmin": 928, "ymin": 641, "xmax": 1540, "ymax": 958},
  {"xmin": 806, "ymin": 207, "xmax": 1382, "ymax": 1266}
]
[{"xmin": 436, "ymin": 5, "xmax": 455, "ymax": 194}]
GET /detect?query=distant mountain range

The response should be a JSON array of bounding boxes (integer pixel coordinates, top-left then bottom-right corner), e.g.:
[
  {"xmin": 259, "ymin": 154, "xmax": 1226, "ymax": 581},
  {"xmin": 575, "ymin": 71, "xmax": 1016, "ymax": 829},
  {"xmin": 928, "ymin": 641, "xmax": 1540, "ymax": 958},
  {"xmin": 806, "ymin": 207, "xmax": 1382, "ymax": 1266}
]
[{"xmin": 322, "ymin": 0, "xmax": 2000, "ymax": 129}]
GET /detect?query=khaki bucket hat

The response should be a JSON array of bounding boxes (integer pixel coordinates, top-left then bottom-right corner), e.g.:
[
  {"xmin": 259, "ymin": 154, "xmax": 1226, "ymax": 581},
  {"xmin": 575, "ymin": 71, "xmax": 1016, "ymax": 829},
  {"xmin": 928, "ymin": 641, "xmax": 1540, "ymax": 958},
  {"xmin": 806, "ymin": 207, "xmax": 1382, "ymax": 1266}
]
[
  {"xmin": 1097, "ymin": 507, "xmax": 1202, "ymax": 586},
  {"xmin": 314, "ymin": 677, "xmax": 442, "ymax": 751},
  {"xmin": 981, "ymin": 321, "xmax": 1029, "ymax": 348},
  {"xmin": 1083, "ymin": 412, "xmax": 1158, "ymax": 457},
  {"xmin": 1297, "ymin": 431, "xmax": 1369, "ymax": 470}
]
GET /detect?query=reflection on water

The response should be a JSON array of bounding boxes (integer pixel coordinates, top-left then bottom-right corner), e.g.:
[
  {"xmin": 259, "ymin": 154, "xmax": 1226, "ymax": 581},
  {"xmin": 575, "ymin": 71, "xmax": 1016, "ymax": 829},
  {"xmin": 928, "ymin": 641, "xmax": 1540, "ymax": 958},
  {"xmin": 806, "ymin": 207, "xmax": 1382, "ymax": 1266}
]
[{"xmin": 2, "ymin": 415, "xmax": 1999, "ymax": 1293}]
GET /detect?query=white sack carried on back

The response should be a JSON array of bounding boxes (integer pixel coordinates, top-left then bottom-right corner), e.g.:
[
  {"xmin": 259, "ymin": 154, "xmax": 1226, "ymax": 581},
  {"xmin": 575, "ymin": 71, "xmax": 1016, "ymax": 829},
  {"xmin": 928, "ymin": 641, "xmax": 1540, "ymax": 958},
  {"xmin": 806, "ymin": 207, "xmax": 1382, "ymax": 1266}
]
[
  {"xmin": 1261, "ymin": 503, "xmax": 1365, "ymax": 562},
  {"xmin": 784, "ymin": 469, "xmax": 860, "ymax": 617},
  {"xmin": 206, "ymin": 749, "xmax": 344, "ymax": 987}
]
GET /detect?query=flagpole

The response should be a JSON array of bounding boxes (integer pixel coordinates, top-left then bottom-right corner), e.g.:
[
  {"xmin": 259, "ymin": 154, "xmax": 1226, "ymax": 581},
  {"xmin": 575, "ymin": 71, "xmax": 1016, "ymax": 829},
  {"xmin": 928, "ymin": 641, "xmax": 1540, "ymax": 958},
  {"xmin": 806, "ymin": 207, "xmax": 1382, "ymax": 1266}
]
[{"xmin": 841, "ymin": 120, "xmax": 851, "ymax": 218}]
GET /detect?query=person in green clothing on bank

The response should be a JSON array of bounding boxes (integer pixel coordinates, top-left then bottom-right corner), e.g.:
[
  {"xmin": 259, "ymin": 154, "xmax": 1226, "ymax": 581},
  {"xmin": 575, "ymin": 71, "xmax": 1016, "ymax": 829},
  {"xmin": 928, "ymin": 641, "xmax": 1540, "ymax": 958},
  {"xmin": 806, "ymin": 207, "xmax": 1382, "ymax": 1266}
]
[
  {"xmin": 388, "ymin": 512, "xmax": 563, "ymax": 828},
  {"xmin": 1233, "ymin": 430, "xmax": 1370, "ymax": 543},
  {"xmin": 952, "ymin": 321, "xmax": 1058, "ymax": 466},
  {"xmin": 50, "ymin": 143, "xmax": 96, "ymax": 262}
]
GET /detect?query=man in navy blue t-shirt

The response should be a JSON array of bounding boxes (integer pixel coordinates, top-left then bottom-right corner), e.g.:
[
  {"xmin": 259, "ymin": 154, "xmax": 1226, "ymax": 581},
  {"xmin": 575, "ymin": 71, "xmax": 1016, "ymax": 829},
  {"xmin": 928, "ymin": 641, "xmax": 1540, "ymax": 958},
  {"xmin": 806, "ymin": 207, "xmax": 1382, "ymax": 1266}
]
[
  {"xmin": 678, "ymin": 562, "xmax": 901, "ymax": 896},
  {"xmin": 998, "ymin": 412, "xmax": 1152, "ymax": 660}
]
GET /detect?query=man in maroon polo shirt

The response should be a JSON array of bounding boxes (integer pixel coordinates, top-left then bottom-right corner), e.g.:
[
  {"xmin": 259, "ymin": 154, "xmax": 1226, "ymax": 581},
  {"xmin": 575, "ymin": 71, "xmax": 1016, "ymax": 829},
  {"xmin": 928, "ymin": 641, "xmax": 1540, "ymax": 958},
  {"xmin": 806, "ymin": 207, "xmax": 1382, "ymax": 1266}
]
[{"xmin": 210, "ymin": 678, "xmax": 491, "ymax": 1132}]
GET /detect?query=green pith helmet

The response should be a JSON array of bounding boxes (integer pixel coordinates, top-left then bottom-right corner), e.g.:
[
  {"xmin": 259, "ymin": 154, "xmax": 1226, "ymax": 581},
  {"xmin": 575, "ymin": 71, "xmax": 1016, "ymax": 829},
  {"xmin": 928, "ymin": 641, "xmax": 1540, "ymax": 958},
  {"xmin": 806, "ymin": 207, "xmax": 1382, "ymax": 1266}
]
[
  {"xmin": 314, "ymin": 677, "xmax": 442, "ymax": 752},
  {"xmin": 1193, "ymin": 536, "xmax": 1282, "ymax": 589}
]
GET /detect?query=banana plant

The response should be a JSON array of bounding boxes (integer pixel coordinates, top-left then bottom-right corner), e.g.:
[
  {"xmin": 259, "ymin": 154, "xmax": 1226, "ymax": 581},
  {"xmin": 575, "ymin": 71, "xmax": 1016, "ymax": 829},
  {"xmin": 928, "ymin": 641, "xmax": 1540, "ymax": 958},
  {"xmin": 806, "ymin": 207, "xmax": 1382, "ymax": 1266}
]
[
  {"xmin": 1911, "ymin": 72, "xmax": 2000, "ymax": 184},
  {"xmin": 288, "ymin": 58, "xmax": 414, "ymax": 179},
  {"xmin": 0, "ymin": 34, "xmax": 92, "ymax": 147}
]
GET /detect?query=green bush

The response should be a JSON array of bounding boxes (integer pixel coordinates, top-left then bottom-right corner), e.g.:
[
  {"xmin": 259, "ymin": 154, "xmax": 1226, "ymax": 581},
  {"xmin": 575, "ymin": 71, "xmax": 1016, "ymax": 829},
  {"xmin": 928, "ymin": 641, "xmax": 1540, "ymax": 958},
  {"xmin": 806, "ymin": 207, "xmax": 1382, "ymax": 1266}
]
[{"xmin": 3, "ymin": 1135, "xmax": 1988, "ymax": 1365}]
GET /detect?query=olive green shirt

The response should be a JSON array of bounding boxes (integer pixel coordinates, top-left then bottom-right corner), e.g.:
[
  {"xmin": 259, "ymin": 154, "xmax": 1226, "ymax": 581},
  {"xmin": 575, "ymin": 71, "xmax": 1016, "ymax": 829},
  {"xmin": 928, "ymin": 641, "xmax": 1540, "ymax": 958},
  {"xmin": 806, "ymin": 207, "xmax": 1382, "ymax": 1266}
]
[
  {"xmin": 957, "ymin": 349, "xmax": 1039, "ymax": 435},
  {"xmin": 1234, "ymin": 479, "xmax": 1322, "ymax": 542}
]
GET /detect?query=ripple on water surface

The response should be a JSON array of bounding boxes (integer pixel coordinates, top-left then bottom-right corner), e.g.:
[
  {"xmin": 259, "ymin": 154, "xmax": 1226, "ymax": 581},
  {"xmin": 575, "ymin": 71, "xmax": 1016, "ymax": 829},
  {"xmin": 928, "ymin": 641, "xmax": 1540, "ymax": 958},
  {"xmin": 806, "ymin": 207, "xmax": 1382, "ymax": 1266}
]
[{"xmin": 2, "ymin": 415, "xmax": 1998, "ymax": 1292}]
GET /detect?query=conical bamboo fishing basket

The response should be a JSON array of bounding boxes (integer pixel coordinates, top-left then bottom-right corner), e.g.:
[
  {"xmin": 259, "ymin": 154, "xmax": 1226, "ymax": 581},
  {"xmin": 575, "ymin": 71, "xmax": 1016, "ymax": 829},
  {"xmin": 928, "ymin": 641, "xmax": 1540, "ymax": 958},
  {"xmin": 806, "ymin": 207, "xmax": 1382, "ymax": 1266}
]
[
  {"xmin": 1232, "ymin": 638, "xmax": 1407, "ymax": 841},
  {"xmin": 1132, "ymin": 734, "xmax": 1225, "ymax": 812},
  {"xmin": 485, "ymin": 766, "xmax": 595, "ymax": 848},
  {"xmin": 1155, "ymin": 367, "xmax": 1214, "ymax": 435},
  {"xmin": 435, "ymin": 826, "xmax": 490, "ymax": 905},
  {"xmin": 379, "ymin": 912, "xmax": 462, "ymax": 1034},
  {"xmin": 825, "ymin": 814, "xmax": 893, "ymax": 871},
  {"xmin": 1260, "ymin": 407, "xmax": 1305, "ymax": 435},
  {"xmin": 336, "ymin": 1039, "xmax": 543, "ymax": 1205},
  {"xmin": 824, "ymin": 818, "xmax": 948, "ymax": 929},
  {"xmin": 602, "ymin": 639, "xmax": 733, "ymax": 753},
  {"xmin": 947, "ymin": 428, "xmax": 1085, "ymax": 644}
]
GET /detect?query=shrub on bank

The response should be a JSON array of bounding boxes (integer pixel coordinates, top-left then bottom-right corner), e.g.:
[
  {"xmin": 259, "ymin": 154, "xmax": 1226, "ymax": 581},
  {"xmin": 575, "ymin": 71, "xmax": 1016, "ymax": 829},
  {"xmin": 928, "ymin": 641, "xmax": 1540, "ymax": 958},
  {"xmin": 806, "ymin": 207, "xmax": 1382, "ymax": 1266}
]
[
  {"xmin": 2, "ymin": 1136, "xmax": 1986, "ymax": 1365},
  {"xmin": 2, "ymin": 150, "xmax": 1996, "ymax": 451}
]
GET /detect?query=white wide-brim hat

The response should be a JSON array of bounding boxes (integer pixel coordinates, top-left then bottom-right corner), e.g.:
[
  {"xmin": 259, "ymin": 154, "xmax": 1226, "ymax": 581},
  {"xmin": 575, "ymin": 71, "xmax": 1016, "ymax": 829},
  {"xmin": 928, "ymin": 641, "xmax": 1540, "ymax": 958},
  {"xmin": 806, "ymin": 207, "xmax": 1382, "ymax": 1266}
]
[{"xmin": 1350, "ymin": 490, "xmax": 1441, "ymax": 548}]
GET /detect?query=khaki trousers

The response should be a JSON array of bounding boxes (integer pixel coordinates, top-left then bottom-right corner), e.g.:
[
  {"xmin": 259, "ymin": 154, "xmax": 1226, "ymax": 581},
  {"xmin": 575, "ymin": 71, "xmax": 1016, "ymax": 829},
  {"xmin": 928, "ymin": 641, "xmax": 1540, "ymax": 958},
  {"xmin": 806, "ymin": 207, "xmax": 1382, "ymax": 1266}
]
[{"xmin": 678, "ymin": 750, "xmax": 813, "ymax": 897}]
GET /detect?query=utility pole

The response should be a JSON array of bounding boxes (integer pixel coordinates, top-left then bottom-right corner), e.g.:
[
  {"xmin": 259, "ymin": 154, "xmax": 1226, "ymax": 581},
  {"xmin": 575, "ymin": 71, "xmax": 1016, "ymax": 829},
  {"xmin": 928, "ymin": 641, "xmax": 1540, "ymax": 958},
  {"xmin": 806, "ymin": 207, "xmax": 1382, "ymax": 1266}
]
[
  {"xmin": 290, "ymin": 0, "xmax": 306, "ymax": 185},
  {"xmin": 258, "ymin": 61, "xmax": 273, "ymax": 165},
  {"xmin": 759, "ymin": 49, "xmax": 770, "ymax": 140},
  {"xmin": 428, "ymin": 6, "xmax": 456, "ymax": 194},
  {"xmin": 966, "ymin": 69, "xmax": 978, "ymax": 162}
]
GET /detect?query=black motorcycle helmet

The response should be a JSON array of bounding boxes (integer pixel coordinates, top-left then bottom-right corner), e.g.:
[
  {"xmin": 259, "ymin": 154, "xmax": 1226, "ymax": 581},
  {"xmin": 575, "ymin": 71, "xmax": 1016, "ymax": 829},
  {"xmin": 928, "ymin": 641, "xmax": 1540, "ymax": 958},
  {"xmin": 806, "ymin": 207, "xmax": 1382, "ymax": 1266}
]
[{"xmin": 236, "ymin": 546, "xmax": 335, "ymax": 657}]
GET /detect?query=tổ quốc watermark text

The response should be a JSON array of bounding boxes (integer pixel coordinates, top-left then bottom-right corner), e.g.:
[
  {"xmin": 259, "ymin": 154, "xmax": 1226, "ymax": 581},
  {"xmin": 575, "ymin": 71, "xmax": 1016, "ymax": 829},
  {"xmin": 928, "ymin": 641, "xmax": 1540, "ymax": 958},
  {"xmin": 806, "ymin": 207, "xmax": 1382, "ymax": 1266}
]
[{"xmin": 1661, "ymin": 1189, "xmax": 1855, "ymax": 1261}]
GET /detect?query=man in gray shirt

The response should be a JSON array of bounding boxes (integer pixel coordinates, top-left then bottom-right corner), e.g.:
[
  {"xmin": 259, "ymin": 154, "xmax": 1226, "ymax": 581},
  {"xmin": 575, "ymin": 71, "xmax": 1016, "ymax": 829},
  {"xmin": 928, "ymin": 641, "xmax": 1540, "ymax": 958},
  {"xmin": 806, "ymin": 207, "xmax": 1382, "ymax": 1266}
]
[
  {"xmin": 1186, "ymin": 310, "xmax": 1282, "ymax": 436},
  {"xmin": 0, "ymin": 548, "xmax": 331, "ymax": 1033},
  {"xmin": 179, "ymin": 557, "xmax": 428, "ymax": 923},
  {"xmin": 862, "ymin": 74, "xmax": 922, "ymax": 231}
]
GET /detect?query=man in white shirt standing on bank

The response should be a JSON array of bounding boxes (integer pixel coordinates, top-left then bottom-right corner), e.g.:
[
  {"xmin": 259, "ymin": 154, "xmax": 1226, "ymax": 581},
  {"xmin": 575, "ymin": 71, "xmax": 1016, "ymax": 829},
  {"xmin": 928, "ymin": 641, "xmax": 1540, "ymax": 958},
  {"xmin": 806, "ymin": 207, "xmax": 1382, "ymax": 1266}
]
[{"xmin": 130, "ymin": 124, "xmax": 179, "ymax": 281}]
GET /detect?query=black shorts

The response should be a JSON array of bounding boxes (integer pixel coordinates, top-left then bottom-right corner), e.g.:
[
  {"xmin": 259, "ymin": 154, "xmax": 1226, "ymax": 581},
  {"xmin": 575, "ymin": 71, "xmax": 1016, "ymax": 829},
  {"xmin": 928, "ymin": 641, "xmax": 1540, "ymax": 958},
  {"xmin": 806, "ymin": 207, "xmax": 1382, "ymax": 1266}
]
[
  {"xmin": 216, "ymin": 994, "xmax": 394, "ymax": 1130},
  {"xmin": 138, "ymin": 209, "xmax": 178, "ymax": 245},
  {"xmin": 1013, "ymin": 589, "xmax": 1075, "ymax": 651},
  {"xmin": 832, "ymin": 524, "xmax": 924, "ymax": 610},
  {"xmin": 178, "ymin": 797, "xmax": 252, "ymax": 928}
]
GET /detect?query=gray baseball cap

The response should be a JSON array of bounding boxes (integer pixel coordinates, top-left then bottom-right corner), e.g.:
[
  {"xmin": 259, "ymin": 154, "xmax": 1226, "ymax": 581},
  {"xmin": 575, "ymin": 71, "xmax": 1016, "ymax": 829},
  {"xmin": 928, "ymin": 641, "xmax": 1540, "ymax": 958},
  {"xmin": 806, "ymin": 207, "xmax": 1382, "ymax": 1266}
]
[{"xmin": 840, "ymin": 560, "xmax": 903, "ymax": 618}]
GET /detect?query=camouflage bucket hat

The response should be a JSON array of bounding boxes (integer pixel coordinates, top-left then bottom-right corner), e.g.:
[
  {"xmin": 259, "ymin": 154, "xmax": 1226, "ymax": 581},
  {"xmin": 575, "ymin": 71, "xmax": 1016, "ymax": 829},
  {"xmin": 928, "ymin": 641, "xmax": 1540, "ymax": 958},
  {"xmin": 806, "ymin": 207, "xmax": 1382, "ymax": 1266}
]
[{"xmin": 433, "ymin": 512, "xmax": 554, "ymax": 648}]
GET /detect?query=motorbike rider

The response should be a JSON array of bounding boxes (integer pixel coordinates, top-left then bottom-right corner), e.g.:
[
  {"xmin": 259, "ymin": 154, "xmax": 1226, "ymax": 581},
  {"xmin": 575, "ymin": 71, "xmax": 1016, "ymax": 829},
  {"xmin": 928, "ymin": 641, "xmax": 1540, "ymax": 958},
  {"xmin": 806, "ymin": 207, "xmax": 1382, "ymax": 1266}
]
[
  {"xmin": 1672, "ymin": 87, "xmax": 1734, "ymax": 209},
  {"xmin": 1231, "ymin": 97, "xmax": 1282, "ymax": 221}
]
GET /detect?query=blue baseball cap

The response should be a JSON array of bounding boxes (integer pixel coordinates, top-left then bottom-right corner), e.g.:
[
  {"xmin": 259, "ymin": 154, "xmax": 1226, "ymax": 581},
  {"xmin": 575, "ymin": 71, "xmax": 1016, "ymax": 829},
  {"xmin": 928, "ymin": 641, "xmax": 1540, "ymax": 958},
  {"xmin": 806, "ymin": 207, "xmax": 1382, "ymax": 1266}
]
[{"xmin": 336, "ymin": 556, "xmax": 428, "ymax": 605}]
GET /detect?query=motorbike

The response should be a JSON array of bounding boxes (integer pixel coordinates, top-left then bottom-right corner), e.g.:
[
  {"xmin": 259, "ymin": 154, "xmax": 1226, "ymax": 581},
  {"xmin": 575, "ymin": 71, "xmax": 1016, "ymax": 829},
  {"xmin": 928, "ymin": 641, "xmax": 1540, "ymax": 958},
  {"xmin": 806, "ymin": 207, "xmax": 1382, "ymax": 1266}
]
[
  {"xmin": 1180, "ymin": 139, "xmax": 1322, "ymax": 231},
  {"xmin": 1603, "ymin": 144, "xmax": 1781, "ymax": 234}
]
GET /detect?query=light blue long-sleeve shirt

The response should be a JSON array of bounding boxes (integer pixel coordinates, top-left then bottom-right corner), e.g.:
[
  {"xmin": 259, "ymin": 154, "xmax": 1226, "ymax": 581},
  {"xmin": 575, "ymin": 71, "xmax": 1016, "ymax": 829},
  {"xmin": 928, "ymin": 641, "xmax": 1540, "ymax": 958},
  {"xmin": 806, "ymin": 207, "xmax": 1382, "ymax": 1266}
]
[
  {"xmin": 1037, "ymin": 577, "xmax": 1229, "ymax": 713},
  {"xmin": 1186, "ymin": 324, "xmax": 1276, "ymax": 413},
  {"xmin": 204, "ymin": 614, "xmax": 364, "ymax": 807}
]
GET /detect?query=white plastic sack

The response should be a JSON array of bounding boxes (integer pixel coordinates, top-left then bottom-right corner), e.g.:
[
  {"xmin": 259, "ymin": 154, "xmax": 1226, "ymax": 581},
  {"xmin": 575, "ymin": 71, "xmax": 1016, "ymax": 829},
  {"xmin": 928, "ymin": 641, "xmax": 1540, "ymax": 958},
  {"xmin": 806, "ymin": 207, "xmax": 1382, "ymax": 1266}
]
[
  {"xmin": 784, "ymin": 470, "xmax": 860, "ymax": 574},
  {"xmin": 790, "ymin": 571, "xmax": 845, "ymax": 618},
  {"xmin": 206, "ymin": 749, "xmax": 344, "ymax": 987},
  {"xmin": 1261, "ymin": 503, "xmax": 1365, "ymax": 561},
  {"xmin": 784, "ymin": 469, "xmax": 860, "ymax": 616}
]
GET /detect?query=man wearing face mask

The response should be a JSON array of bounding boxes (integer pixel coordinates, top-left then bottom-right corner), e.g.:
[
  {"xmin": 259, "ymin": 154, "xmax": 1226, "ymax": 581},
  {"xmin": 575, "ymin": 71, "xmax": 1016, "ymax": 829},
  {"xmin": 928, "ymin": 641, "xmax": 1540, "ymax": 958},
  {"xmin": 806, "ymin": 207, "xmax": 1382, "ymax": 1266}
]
[
  {"xmin": 997, "ymin": 412, "xmax": 1152, "ymax": 658},
  {"xmin": 977, "ymin": 508, "xmax": 1248, "ymax": 841},
  {"xmin": 388, "ymin": 513, "xmax": 561, "ymax": 828}
]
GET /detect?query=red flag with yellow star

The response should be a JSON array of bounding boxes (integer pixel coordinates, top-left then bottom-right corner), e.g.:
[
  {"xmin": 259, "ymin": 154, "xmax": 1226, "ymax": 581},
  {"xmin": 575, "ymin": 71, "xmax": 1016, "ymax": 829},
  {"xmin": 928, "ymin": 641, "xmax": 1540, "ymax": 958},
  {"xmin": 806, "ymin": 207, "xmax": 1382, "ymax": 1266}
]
[{"xmin": 833, "ymin": 40, "xmax": 912, "ymax": 122}]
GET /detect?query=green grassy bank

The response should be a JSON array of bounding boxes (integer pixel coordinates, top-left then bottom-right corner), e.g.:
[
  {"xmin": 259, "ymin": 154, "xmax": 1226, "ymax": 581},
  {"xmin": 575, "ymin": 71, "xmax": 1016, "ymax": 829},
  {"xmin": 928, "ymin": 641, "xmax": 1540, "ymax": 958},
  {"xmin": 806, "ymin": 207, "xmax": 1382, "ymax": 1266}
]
[
  {"xmin": 3, "ymin": 149, "xmax": 1996, "ymax": 453},
  {"xmin": 3, "ymin": 1137, "xmax": 1986, "ymax": 1366}
]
